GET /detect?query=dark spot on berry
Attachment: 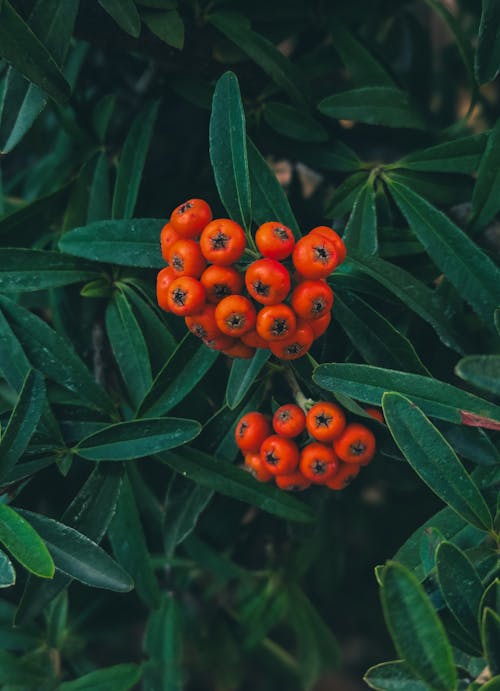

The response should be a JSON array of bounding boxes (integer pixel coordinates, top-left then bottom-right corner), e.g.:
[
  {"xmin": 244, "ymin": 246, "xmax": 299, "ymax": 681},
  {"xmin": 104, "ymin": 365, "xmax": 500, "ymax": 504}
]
[
  {"xmin": 252, "ymin": 279, "xmax": 270, "ymax": 297},
  {"xmin": 274, "ymin": 227, "xmax": 290, "ymax": 242},
  {"xmin": 271, "ymin": 318, "xmax": 289, "ymax": 336},
  {"xmin": 172, "ymin": 254, "xmax": 184, "ymax": 272},
  {"xmin": 285, "ymin": 343, "xmax": 303, "ymax": 355},
  {"xmin": 315, "ymin": 412, "xmax": 332, "ymax": 429},
  {"xmin": 311, "ymin": 297, "xmax": 326, "ymax": 315},
  {"xmin": 178, "ymin": 202, "xmax": 193, "ymax": 214},
  {"xmin": 265, "ymin": 449, "xmax": 279, "ymax": 465},
  {"xmin": 226, "ymin": 312, "xmax": 245, "ymax": 330},
  {"xmin": 172, "ymin": 287, "xmax": 187, "ymax": 306},
  {"xmin": 311, "ymin": 459, "xmax": 326, "ymax": 475},
  {"xmin": 238, "ymin": 421, "xmax": 248, "ymax": 438},
  {"xmin": 210, "ymin": 231, "xmax": 230, "ymax": 250},
  {"xmin": 214, "ymin": 283, "xmax": 231, "ymax": 299},
  {"xmin": 350, "ymin": 441, "xmax": 367, "ymax": 456},
  {"xmin": 313, "ymin": 242, "xmax": 331, "ymax": 264},
  {"xmin": 191, "ymin": 324, "xmax": 207, "ymax": 339},
  {"xmin": 278, "ymin": 410, "xmax": 292, "ymax": 422}
]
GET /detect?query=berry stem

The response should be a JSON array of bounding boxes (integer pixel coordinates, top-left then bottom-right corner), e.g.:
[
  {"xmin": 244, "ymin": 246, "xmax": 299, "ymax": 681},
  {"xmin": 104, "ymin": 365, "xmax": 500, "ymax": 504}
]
[{"xmin": 283, "ymin": 365, "xmax": 313, "ymax": 413}]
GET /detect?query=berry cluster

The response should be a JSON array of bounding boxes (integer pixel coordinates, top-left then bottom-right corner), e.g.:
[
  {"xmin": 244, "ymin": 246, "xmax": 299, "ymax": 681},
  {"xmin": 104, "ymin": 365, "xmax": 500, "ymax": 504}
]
[
  {"xmin": 235, "ymin": 403, "xmax": 380, "ymax": 491},
  {"xmin": 156, "ymin": 198, "xmax": 346, "ymax": 359}
]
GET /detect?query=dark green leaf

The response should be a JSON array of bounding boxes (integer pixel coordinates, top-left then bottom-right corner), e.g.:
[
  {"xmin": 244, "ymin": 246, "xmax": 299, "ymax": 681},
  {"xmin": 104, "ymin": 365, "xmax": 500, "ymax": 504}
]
[
  {"xmin": 108, "ymin": 474, "xmax": 160, "ymax": 608},
  {"xmin": 343, "ymin": 180, "xmax": 377, "ymax": 254},
  {"xmin": 482, "ymin": 608, "xmax": 500, "ymax": 676},
  {"xmin": 333, "ymin": 293, "xmax": 428, "ymax": 374},
  {"xmin": 439, "ymin": 422, "xmax": 500, "ymax": 466},
  {"xmin": 97, "ymin": 0, "xmax": 141, "ymax": 37},
  {"xmin": 247, "ymin": 136, "xmax": 300, "ymax": 237},
  {"xmin": 106, "ymin": 291, "xmax": 152, "ymax": 407},
  {"xmin": 381, "ymin": 561, "xmax": 456, "ymax": 691},
  {"xmin": 209, "ymin": 71, "xmax": 251, "ymax": 228},
  {"xmin": 329, "ymin": 24, "xmax": 395, "ymax": 87},
  {"xmin": 456, "ymin": 355, "xmax": 500, "ymax": 396},
  {"xmin": 0, "ymin": 1, "xmax": 70, "ymax": 104},
  {"xmin": 0, "ymin": 369, "xmax": 45, "ymax": 482},
  {"xmin": 263, "ymin": 101, "xmax": 328, "ymax": 143},
  {"xmin": 158, "ymin": 448, "xmax": 315, "ymax": 523},
  {"xmin": 319, "ymin": 87, "xmax": 426, "ymax": 129},
  {"xmin": 18, "ymin": 510, "xmax": 133, "ymax": 592},
  {"xmin": 0, "ymin": 549, "xmax": 15, "ymax": 588},
  {"xmin": 326, "ymin": 171, "xmax": 368, "ymax": 218},
  {"xmin": 163, "ymin": 475, "xmax": 212, "ymax": 558},
  {"xmin": 480, "ymin": 578, "xmax": 500, "ymax": 623},
  {"xmin": 0, "ymin": 504, "xmax": 54, "ymax": 578},
  {"xmin": 395, "ymin": 133, "xmax": 487, "ymax": 174},
  {"xmin": 226, "ymin": 349, "xmax": 270, "ymax": 410},
  {"xmin": 144, "ymin": 593, "xmax": 183, "ymax": 691},
  {"xmin": 142, "ymin": 9, "xmax": 184, "ymax": 50},
  {"xmin": 387, "ymin": 178, "xmax": 500, "ymax": 327},
  {"xmin": 209, "ymin": 12, "xmax": 307, "ymax": 107},
  {"xmin": 481, "ymin": 677, "xmax": 500, "ymax": 690},
  {"xmin": 240, "ymin": 579, "xmax": 289, "ymax": 648},
  {"xmin": 112, "ymin": 101, "xmax": 159, "ymax": 219},
  {"xmin": 59, "ymin": 218, "xmax": 165, "ymax": 268},
  {"xmin": 475, "ymin": 0, "xmax": 500, "ymax": 84},
  {"xmin": 76, "ymin": 418, "xmax": 201, "ymax": 461},
  {"xmin": 364, "ymin": 660, "xmax": 430, "ymax": 690},
  {"xmin": 382, "ymin": 393, "xmax": 493, "ymax": 530},
  {"xmin": 92, "ymin": 93, "xmax": 116, "ymax": 143},
  {"xmin": 472, "ymin": 120, "xmax": 500, "ymax": 228},
  {"xmin": 388, "ymin": 169, "xmax": 472, "ymax": 207},
  {"xmin": 137, "ymin": 334, "xmax": 219, "ymax": 418},
  {"xmin": 59, "ymin": 663, "xmax": 143, "ymax": 691},
  {"xmin": 87, "ymin": 151, "xmax": 111, "ymax": 223},
  {"xmin": 419, "ymin": 527, "xmax": 444, "ymax": 578},
  {"xmin": 0, "ymin": 249, "xmax": 101, "ymax": 292},
  {"xmin": 284, "ymin": 139, "xmax": 361, "ymax": 172},
  {"xmin": 0, "ymin": 184, "xmax": 69, "ymax": 247}
]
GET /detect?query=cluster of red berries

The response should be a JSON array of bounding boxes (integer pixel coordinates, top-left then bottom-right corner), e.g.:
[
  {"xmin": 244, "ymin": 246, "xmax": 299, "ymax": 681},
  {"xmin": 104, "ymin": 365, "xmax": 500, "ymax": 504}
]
[
  {"xmin": 235, "ymin": 403, "xmax": 381, "ymax": 491},
  {"xmin": 156, "ymin": 198, "xmax": 346, "ymax": 359}
]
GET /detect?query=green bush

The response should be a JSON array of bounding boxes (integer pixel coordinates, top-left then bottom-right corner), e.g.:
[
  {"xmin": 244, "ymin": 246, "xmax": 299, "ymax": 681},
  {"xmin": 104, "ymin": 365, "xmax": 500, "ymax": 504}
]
[{"xmin": 0, "ymin": 1, "xmax": 499, "ymax": 689}]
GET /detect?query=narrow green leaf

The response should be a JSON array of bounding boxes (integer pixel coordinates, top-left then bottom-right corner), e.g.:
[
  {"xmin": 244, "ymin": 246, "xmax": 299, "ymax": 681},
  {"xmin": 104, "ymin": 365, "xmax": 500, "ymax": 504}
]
[
  {"xmin": 0, "ymin": 303, "xmax": 33, "ymax": 392},
  {"xmin": 98, "ymin": 0, "xmax": 141, "ymax": 37},
  {"xmin": 326, "ymin": 171, "xmax": 368, "ymax": 217},
  {"xmin": 163, "ymin": 474, "xmax": 212, "ymax": 558},
  {"xmin": 142, "ymin": 9, "xmax": 184, "ymax": 49},
  {"xmin": 59, "ymin": 663, "xmax": 142, "ymax": 691},
  {"xmin": 112, "ymin": 101, "xmax": 159, "ymax": 219},
  {"xmin": 382, "ymin": 393, "xmax": 493, "ymax": 530},
  {"xmin": 439, "ymin": 422, "xmax": 500, "ymax": 467},
  {"xmin": 0, "ymin": 369, "xmax": 45, "ymax": 482},
  {"xmin": 144, "ymin": 593, "xmax": 183, "ymax": 691},
  {"xmin": 472, "ymin": 120, "xmax": 500, "ymax": 228},
  {"xmin": 475, "ymin": 0, "xmax": 500, "ymax": 84},
  {"xmin": 395, "ymin": 133, "xmax": 488, "ymax": 174},
  {"xmin": 247, "ymin": 136, "xmax": 300, "ymax": 237},
  {"xmin": 209, "ymin": 71, "xmax": 251, "ymax": 228},
  {"xmin": 108, "ymin": 475, "xmax": 160, "ymax": 608},
  {"xmin": 319, "ymin": 87, "xmax": 426, "ymax": 130},
  {"xmin": 456, "ymin": 355, "xmax": 500, "ymax": 396},
  {"xmin": 209, "ymin": 12, "xmax": 307, "ymax": 107},
  {"xmin": 480, "ymin": 578, "xmax": 500, "ymax": 624},
  {"xmin": 284, "ymin": 139, "xmax": 362, "ymax": 172},
  {"xmin": 0, "ymin": 249, "xmax": 101, "ymax": 292},
  {"xmin": 0, "ymin": 184, "xmax": 69, "ymax": 247},
  {"xmin": 0, "ymin": 1, "xmax": 70, "ymax": 104},
  {"xmin": 0, "ymin": 296, "xmax": 115, "ymax": 416},
  {"xmin": 333, "ymin": 293, "xmax": 428, "ymax": 374},
  {"xmin": 87, "ymin": 151, "xmax": 110, "ymax": 223},
  {"xmin": 436, "ymin": 542, "xmax": 483, "ymax": 647},
  {"xmin": 330, "ymin": 24, "xmax": 395, "ymax": 87},
  {"xmin": 106, "ymin": 291, "xmax": 152, "ymax": 407},
  {"xmin": 0, "ymin": 504, "xmax": 54, "ymax": 578},
  {"xmin": 226, "ymin": 349, "xmax": 270, "ymax": 410},
  {"xmin": 0, "ymin": 549, "xmax": 15, "ymax": 588},
  {"xmin": 75, "ymin": 418, "xmax": 201, "ymax": 461},
  {"xmin": 388, "ymin": 169, "xmax": 472, "ymax": 207},
  {"xmin": 17, "ymin": 510, "xmax": 133, "ymax": 592},
  {"xmin": 263, "ymin": 101, "xmax": 328, "ymax": 143},
  {"xmin": 482, "ymin": 608, "xmax": 500, "ymax": 675},
  {"xmin": 364, "ymin": 660, "xmax": 430, "ymax": 690},
  {"xmin": 158, "ymin": 448, "xmax": 315, "ymax": 523},
  {"xmin": 387, "ymin": 178, "xmax": 500, "ymax": 327},
  {"xmin": 241, "ymin": 580, "xmax": 289, "ymax": 648},
  {"xmin": 137, "ymin": 334, "xmax": 219, "ymax": 418},
  {"xmin": 343, "ymin": 181, "xmax": 377, "ymax": 254},
  {"xmin": 59, "ymin": 218, "xmax": 165, "ymax": 268},
  {"xmin": 419, "ymin": 527, "xmax": 445, "ymax": 578},
  {"xmin": 381, "ymin": 561, "xmax": 456, "ymax": 691},
  {"xmin": 92, "ymin": 93, "xmax": 116, "ymax": 143},
  {"xmin": 481, "ymin": 677, "xmax": 500, "ymax": 690}
]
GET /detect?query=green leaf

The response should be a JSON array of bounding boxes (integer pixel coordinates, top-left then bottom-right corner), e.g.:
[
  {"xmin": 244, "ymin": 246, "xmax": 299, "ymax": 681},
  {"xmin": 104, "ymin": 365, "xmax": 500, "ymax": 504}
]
[
  {"xmin": 142, "ymin": 9, "xmax": 184, "ymax": 49},
  {"xmin": 436, "ymin": 542, "xmax": 483, "ymax": 648},
  {"xmin": 329, "ymin": 24, "xmax": 395, "ymax": 87},
  {"xmin": 0, "ymin": 249, "xmax": 101, "ymax": 292},
  {"xmin": 480, "ymin": 578, "xmax": 500, "ymax": 622},
  {"xmin": 343, "ymin": 180, "xmax": 377, "ymax": 255},
  {"xmin": 226, "ymin": 349, "xmax": 270, "ymax": 410},
  {"xmin": 456, "ymin": 355, "xmax": 500, "ymax": 397},
  {"xmin": 395, "ymin": 133, "xmax": 488, "ymax": 174},
  {"xmin": 97, "ymin": 0, "xmax": 141, "ymax": 37},
  {"xmin": 284, "ymin": 139, "xmax": 362, "ymax": 172},
  {"xmin": 381, "ymin": 561, "xmax": 456, "ymax": 691},
  {"xmin": 158, "ymin": 448, "xmax": 315, "ymax": 523},
  {"xmin": 382, "ymin": 393, "xmax": 493, "ymax": 531},
  {"xmin": 17, "ymin": 510, "xmax": 133, "ymax": 591},
  {"xmin": 163, "ymin": 475, "xmax": 212, "ymax": 558},
  {"xmin": 0, "ymin": 1, "xmax": 70, "ymax": 104},
  {"xmin": 472, "ymin": 120, "xmax": 500, "ymax": 229},
  {"xmin": 0, "ymin": 295, "xmax": 115, "ymax": 416},
  {"xmin": 209, "ymin": 12, "xmax": 307, "ymax": 107},
  {"xmin": 326, "ymin": 171, "xmax": 368, "ymax": 218},
  {"xmin": 247, "ymin": 136, "xmax": 300, "ymax": 237},
  {"xmin": 263, "ymin": 101, "xmax": 328, "ymax": 143},
  {"xmin": 112, "ymin": 101, "xmax": 159, "ymax": 219},
  {"xmin": 92, "ymin": 93, "xmax": 116, "ymax": 143},
  {"xmin": 345, "ymin": 254, "xmax": 464, "ymax": 353},
  {"xmin": 144, "ymin": 593, "xmax": 183, "ymax": 691},
  {"xmin": 0, "ymin": 184, "xmax": 69, "ymax": 247},
  {"xmin": 387, "ymin": 178, "xmax": 500, "ymax": 327},
  {"xmin": 209, "ymin": 71, "xmax": 251, "ymax": 228},
  {"xmin": 106, "ymin": 291, "xmax": 152, "ymax": 407},
  {"xmin": 439, "ymin": 422, "xmax": 500, "ymax": 467},
  {"xmin": 364, "ymin": 660, "xmax": 431, "ymax": 690},
  {"xmin": 0, "ymin": 549, "xmax": 15, "ymax": 588},
  {"xmin": 319, "ymin": 87, "xmax": 426, "ymax": 130},
  {"xmin": 0, "ymin": 369, "xmax": 45, "ymax": 482},
  {"xmin": 475, "ymin": 0, "xmax": 500, "ymax": 84},
  {"xmin": 59, "ymin": 663, "xmax": 142, "ymax": 691},
  {"xmin": 240, "ymin": 579, "xmax": 289, "ymax": 648},
  {"xmin": 481, "ymin": 677, "xmax": 500, "ymax": 691},
  {"xmin": 75, "ymin": 418, "xmax": 201, "ymax": 461},
  {"xmin": 333, "ymin": 293, "xmax": 428, "ymax": 374},
  {"xmin": 87, "ymin": 151, "xmax": 111, "ymax": 223},
  {"xmin": 0, "ymin": 504, "xmax": 54, "ymax": 578},
  {"xmin": 419, "ymin": 527, "xmax": 445, "ymax": 578},
  {"xmin": 59, "ymin": 218, "xmax": 165, "ymax": 268},
  {"xmin": 388, "ymin": 169, "xmax": 472, "ymax": 208},
  {"xmin": 108, "ymin": 474, "xmax": 160, "ymax": 608},
  {"xmin": 137, "ymin": 334, "xmax": 219, "ymax": 418},
  {"xmin": 482, "ymin": 608, "xmax": 500, "ymax": 676},
  {"xmin": 313, "ymin": 363, "xmax": 500, "ymax": 427}
]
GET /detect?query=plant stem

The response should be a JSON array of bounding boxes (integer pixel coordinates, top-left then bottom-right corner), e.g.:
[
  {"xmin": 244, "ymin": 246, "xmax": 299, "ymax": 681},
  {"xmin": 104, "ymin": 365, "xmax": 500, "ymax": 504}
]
[{"xmin": 283, "ymin": 365, "xmax": 313, "ymax": 412}]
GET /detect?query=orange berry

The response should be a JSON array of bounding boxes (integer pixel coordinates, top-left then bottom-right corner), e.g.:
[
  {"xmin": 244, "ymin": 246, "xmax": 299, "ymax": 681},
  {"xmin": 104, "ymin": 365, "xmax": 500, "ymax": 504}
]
[
  {"xmin": 170, "ymin": 198, "xmax": 212, "ymax": 238},
  {"xmin": 256, "ymin": 304, "xmax": 297, "ymax": 342},
  {"xmin": 160, "ymin": 222, "xmax": 180, "ymax": 262},
  {"xmin": 272, "ymin": 404, "xmax": 306, "ymax": 438},
  {"xmin": 292, "ymin": 233, "xmax": 338, "ymax": 279},
  {"xmin": 156, "ymin": 266, "xmax": 177, "ymax": 311},
  {"xmin": 200, "ymin": 265, "xmax": 244, "ymax": 303},
  {"xmin": 203, "ymin": 333, "xmax": 236, "ymax": 351},
  {"xmin": 215, "ymin": 295, "xmax": 256, "ymax": 337},
  {"xmin": 244, "ymin": 453, "xmax": 273, "ymax": 482},
  {"xmin": 269, "ymin": 321, "xmax": 314, "ymax": 360},
  {"xmin": 290, "ymin": 280, "xmax": 334, "ymax": 320},
  {"xmin": 306, "ymin": 402, "xmax": 346, "ymax": 442},
  {"xmin": 333, "ymin": 423, "xmax": 376, "ymax": 465},
  {"xmin": 200, "ymin": 219, "xmax": 246, "ymax": 265},
  {"xmin": 310, "ymin": 226, "xmax": 346, "ymax": 265},
  {"xmin": 168, "ymin": 239, "xmax": 207, "ymax": 278},
  {"xmin": 365, "ymin": 407, "xmax": 385, "ymax": 424},
  {"xmin": 245, "ymin": 258, "xmax": 291, "ymax": 305},
  {"xmin": 260, "ymin": 435, "xmax": 299, "ymax": 475},
  {"xmin": 165, "ymin": 276, "xmax": 205, "ymax": 316},
  {"xmin": 305, "ymin": 311, "xmax": 331, "ymax": 339},
  {"xmin": 275, "ymin": 471, "xmax": 311, "ymax": 491},
  {"xmin": 299, "ymin": 442, "xmax": 339, "ymax": 483},
  {"xmin": 185, "ymin": 303, "xmax": 219, "ymax": 341},
  {"xmin": 325, "ymin": 461, "xmax": 361, "ymax": 490},
  {"xmin": 241, "ymin": 329, "xmax": 269, "ymax": 349},
  {"xmin": 222, "ymin": 341, "xmax": 256, "ymax": 359},
  {"xmin": 235, "ymin": 412, "xmax": 272, "ymax": 454},
  {"xmin": 255, "ymin": 221, "xmax": 295, "ymax": 260}
]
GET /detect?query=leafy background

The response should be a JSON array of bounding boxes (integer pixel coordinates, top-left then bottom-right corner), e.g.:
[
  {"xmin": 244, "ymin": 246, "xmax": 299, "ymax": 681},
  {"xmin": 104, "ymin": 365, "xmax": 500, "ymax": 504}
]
[{"xmin": 0, "ymin": 0, "xmax": 499, "ymax": 689}]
